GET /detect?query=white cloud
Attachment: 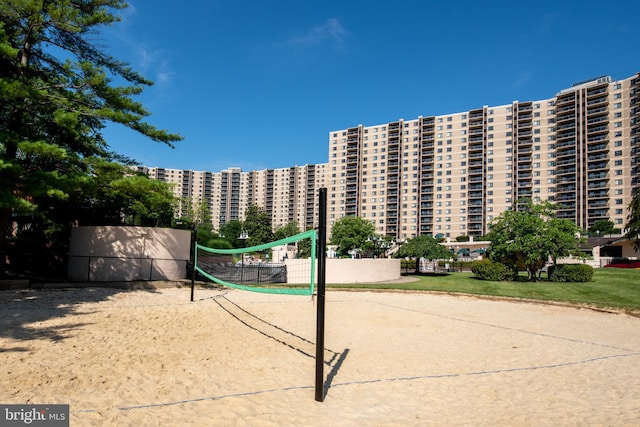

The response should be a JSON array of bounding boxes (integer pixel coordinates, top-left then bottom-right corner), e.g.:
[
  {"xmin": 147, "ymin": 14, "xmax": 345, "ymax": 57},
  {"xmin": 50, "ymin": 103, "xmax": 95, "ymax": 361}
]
[{"xmin": 288, "ymin": 18, "xmax": 349, "ymax": 48}]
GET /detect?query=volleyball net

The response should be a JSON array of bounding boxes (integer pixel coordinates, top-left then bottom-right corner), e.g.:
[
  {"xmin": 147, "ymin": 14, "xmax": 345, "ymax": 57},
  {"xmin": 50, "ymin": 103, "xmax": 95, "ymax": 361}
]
[{"xmin": 194, "ymin": 230, "xmax": 317, "ymax": 296}]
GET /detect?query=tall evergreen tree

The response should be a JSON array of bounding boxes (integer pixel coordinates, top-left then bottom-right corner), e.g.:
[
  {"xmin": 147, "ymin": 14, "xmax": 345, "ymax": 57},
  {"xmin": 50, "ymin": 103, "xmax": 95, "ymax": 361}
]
[{"xmin": 0, "ymin": 1, "xmax": 182, "ymax": 274}]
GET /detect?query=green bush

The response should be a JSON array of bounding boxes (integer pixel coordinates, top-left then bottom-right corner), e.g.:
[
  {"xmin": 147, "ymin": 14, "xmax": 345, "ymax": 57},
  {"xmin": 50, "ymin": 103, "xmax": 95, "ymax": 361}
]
[
  {"xmin": 400, "ymin": 259, "xmax": 416, "ymax": 274},
  {"xmin": 548, "ymin": 264, "xmax": 594, "ymax": 282},
  {"xmin": 471, "ymin": 259, "xmax": 511, "ymax": 281}
]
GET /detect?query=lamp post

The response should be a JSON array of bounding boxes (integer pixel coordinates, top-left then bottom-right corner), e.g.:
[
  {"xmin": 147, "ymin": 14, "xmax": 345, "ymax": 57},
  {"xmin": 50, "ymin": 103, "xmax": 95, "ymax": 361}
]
[{"xmin": 367, "ymin": 235, "xmax": 389, "ymax": 258}]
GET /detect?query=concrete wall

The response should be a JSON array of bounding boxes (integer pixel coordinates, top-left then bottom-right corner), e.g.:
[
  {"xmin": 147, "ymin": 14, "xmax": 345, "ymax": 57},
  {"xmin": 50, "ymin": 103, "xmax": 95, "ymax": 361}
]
[
  {"xmin": 68, "ymin": 226, "xmax": 191, "ymax": 282},
  {"xmin": 284, "ymin": 258, "xmax": 400, "ymax": 284}
]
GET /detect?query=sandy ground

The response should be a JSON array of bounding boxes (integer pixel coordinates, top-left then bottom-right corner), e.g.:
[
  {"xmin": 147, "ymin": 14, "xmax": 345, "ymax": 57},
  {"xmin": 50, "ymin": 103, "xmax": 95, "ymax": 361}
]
[{"xmin": 1, "ymin": 286, "xmax": 639, "ymax": 426}]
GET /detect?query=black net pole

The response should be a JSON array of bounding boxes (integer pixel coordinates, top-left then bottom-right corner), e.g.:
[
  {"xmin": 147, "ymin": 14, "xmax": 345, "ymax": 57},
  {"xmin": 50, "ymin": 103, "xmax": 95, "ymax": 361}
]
[
  {"xmin": 315, "ymin": 188, "xmax": 327, "ymax": 402},
  {"xmin": 190, "ymin": 227, "xmax": 197, "ymax": 302}
]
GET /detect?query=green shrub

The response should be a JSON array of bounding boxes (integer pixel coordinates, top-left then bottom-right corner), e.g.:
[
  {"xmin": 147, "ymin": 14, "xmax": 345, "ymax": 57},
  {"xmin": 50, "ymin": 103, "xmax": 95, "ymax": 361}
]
[
  {"xmin": 400, "ymin": 259, "xmax": 416, "ymax": 274},
  {"xmin": 471, "ymin": 259, "xmax": 511, "ymax": 281},
  {"xmin": 548, "ymin": 264, "xmax": 594, "ymax": 282}
]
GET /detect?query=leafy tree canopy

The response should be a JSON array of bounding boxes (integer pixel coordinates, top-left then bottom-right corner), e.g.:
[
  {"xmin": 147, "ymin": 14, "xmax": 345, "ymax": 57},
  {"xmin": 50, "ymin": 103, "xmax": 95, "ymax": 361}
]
[
  {"xmin": 486, "ymin": 199, "xmax": 582, "ymax": 281},
  {"xmin": 394, "ymin": 235, "xmax": 453, "ymax": 273},
  {"xmin": 274, "ymin": 221, "xmax": 301, "ymax": 241},
  {"xmin": 329, "ymin": 216, "xmax": 375, "ymax": 257},
  {"xmin": 219, "ymin": 220, "xmax": 243, "ymax": 248},
  {"xmin": 625, "ymin": 189, "xmax": 640, "ymax": 251},
  {"xmin": 589, "ymin": 219, "xmax": 617, "ymax": 237},
  {"xmin": 243, "ymin": 205, "xmax": 273, "ymax": 247}
]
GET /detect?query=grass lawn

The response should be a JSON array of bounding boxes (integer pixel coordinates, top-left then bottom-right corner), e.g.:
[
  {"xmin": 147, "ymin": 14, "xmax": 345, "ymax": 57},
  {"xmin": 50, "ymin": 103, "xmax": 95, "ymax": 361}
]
[{"xmin": 328, "ymin": 268, "xmax": 640, "ymax": 315}]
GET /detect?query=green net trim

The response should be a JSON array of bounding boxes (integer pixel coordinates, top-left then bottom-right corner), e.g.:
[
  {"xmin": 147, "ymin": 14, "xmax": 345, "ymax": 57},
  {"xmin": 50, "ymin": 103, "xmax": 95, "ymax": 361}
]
[{"xmin": 194, "ymin": 230, "xmax": 317, "ymax": 295}]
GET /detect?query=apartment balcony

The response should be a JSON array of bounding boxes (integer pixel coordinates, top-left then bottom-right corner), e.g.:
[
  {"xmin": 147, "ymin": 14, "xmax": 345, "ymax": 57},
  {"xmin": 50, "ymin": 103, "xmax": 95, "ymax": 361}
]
[
  {"xmin": 469, "ymin": 215, "xmax": 483, "ymax": 223},
  {"xmin": 587, "ymin": 172, "xmax": 608, "ymax": 180},
  {"xmin": 420, "ymin": 216, "xmax": 433, "ymax": 224},
  {"xmin": 556, "ymin": 131, "xmax": 576, "ymax": 141},
  {"xmin": 555, "ymin": 95, "xmax": 576, "ymax": 107},
  {"xmin": 587, "ymin": 162, "xmax": 608, "ymax": 172},
  {"xmin": 518, "ymin": 130, "xmax": 533, "ymax": 138},
  {"xmin": 469, "ymin": 191, "xmax": 483, "ymax": 198},
  {"xmin": 421, "ymin": 203, "xmax": 433, "ymax": 210},
  {"xmin": 469, "ymin": 184, "xmax": 483, "ymax": 190},
  {"xmin": 557, "ymin": 201, "xmax": 577, "ymax": 210},
  {"xmin": 588, "ymin": 191, "xmax": 609, "ymax": 199},
  {"xmin": 556, "ymin": 122, "xmax": 576, "ymax": 131},
  {"xmin": 468, "ymin": 208, "xmax": 483, "ymax": 214},
  {"xmin": 586, "ymin": 107, "xmax": 608, "ymax": 118},
  {"xmin": 588, "ymin": 145, "xmax": 608, "ymax": 156},
  {"xmin": 469, "ymin": 152, "xmax": 484, "ymax": 159},
  {"xmin": 588, "ymin": 153, "xmax": 608, "ymax": 161},
  {"xmin": 517, "ymin": 147, "xmax": 533, "ymax": 154},
  {"xmin": 588, "ymin": 125, "xmax": 609, "ymax": 135},
  {"xmin": 587, "ymin": 115, "xmax": 609, "ymax": 125},
  {"xmin": 555, "ymin": 184, "xmax": 576, "ymax": 192},
  {"xmin": 518, "ymin": 113, "xmax": 533, "ymax": 120},
  {"xmin": 518, "ymin": 172, "xmax": 532, "ymax": 179},
  {"xmin": 556, "ymin": 104, "xmax": 576, "ymax": 114},
  {"xmin": 469, "ymin": 176, "xmax": 484, "ymax": 183},
  {"xmin": 469, "ymin": 136, "xmax": 483, "ymax": 143},
  {"xmin": 556, "ymin": 167, "xmax": 576, "ymax": 176},
  {"xmin": 587, "ymin": 86, "xmax": 608, "ymax": 97},
  {"xmin": 421, "ymin": 195, "xmax": 433, "ymax": 201},
  {"xmin": 517, "ymin": 138, "xmax": 533, "ymax": 146},
  {"xmin": 469, "ymin": 200, "xmax": 483, "ymax": 207},
  {"xmin": 554, "ymin": 142, "xmax": 574, "ymax": 152},
  {"xmin": 469, "ymin": 128, "xmax": 484, "ymax": 135},
  {"xmin": 588, "ymin": 200, "xmax": 608, "ymax": 208},
  {"xmin": 556, "ymin": 158, "xmax": 576, "ymax": 166},
  {"xmin": 555, "ymin": 195, "xmax": 575, "ymax": 202},
  {"xmin": 469, "ymin": 111, "xmax": 484, "ymax": 119},
  {"xmin": 588, "ymin": 209, "xmax": 609, "ymax": 218},
  {"xmin": 587, "ymin": 96, "xmax": 608, "ymax": 107}
]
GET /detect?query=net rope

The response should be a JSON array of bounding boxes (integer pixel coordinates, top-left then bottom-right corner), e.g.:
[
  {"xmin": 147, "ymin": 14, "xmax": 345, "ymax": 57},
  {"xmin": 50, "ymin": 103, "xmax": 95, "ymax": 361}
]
[{"xmin": 194, "ymin": 230, "xmax": 317, "ymax": 295}]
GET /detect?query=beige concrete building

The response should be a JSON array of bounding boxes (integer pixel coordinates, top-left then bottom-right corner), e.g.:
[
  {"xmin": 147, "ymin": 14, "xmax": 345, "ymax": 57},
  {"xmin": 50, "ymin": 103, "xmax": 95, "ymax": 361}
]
[
  {"xmin": 138, "ymin": 72, "xmax": 639, "ymax": 241},
  {"xmin": 135, "ymin": 164, "xmax": 328, "ymax": 233},
  {"xmin": 329, "ymin": 73, "xmax": 639, "ymax": 241}
]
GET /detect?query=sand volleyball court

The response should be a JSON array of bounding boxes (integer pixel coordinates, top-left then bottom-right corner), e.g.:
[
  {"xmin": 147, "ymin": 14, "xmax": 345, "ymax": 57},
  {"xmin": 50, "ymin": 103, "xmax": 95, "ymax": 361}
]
[{"xmin": 1, "ymin": 286, "xmax": 639, "ymax": 426}]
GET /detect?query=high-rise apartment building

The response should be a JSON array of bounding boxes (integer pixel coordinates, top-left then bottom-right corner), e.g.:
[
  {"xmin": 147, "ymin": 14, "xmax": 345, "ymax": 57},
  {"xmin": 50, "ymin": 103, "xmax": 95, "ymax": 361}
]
[
  {"xmin": 139, "ymin": 72, "xmax": 638, "ymax": 241},
  {"xmin": 328, "ymin": 73, "xmax": 639, "ymax": 241},
  {"xmin": 134, "ymin": 164, "xmax": 328, "ymax": 232}
]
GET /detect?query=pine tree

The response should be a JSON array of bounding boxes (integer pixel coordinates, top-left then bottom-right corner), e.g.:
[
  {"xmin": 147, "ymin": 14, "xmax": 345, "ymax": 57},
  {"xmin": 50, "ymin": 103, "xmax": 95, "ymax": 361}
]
[{"xmin": 0, "ymin": 1, "xmax": 182, "ymax": 274}]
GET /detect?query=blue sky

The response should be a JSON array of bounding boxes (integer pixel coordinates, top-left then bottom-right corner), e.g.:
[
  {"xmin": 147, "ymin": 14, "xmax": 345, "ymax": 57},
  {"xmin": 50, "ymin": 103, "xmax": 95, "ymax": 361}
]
[{"xmin": 100, "ymin": 0, "xmax": 640, "ymax": 172}]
